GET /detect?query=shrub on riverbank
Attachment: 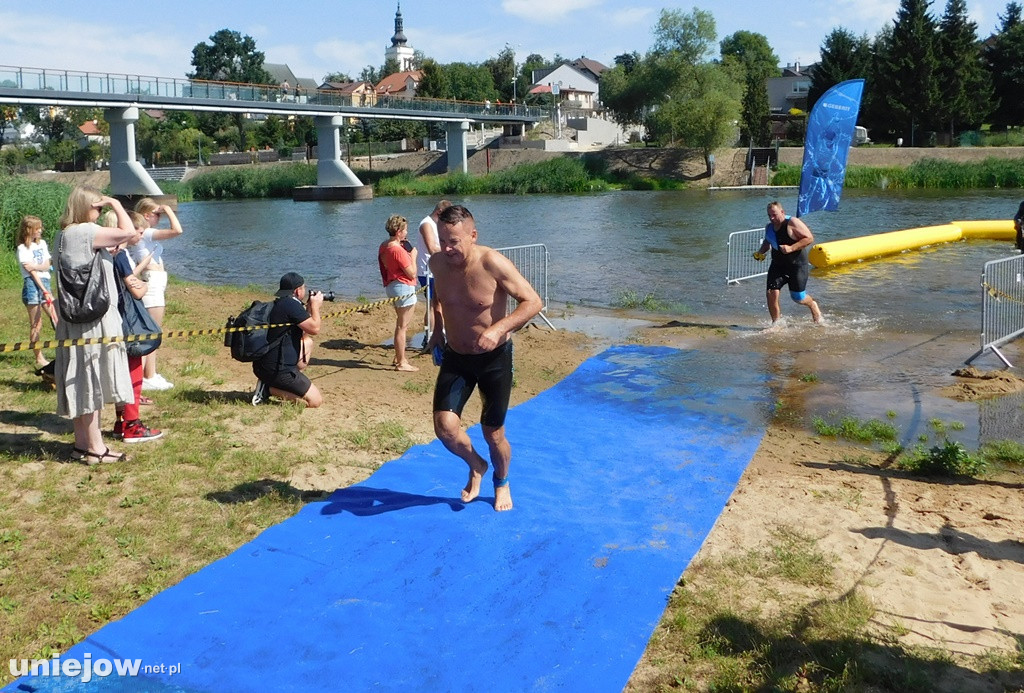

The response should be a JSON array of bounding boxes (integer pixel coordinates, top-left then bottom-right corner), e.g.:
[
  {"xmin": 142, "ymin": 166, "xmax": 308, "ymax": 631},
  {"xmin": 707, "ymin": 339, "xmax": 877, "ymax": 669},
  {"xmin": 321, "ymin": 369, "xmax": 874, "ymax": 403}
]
[
  {"xmin": 0, "ymin": 176, "xmax": 70, "ymax": 281},
  {"xmin": 772, "ymin": 156, "xmax": 1024, "ymax": 189},
  {"xmin": 186, "ymin": 158, "xmax": 623, "ymax": 199},
  {"xmin": 375, "ymin": 157, "xmax": 611, "ymax": 196},
  {"xmin": 188, "ymin": 163, "xmax": 317, "ymax": 199}
]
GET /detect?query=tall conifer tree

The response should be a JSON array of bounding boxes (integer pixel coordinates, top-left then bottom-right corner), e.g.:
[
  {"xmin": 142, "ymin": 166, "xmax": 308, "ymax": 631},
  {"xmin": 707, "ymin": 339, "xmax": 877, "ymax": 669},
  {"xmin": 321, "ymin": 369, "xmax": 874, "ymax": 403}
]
[
  {"xmin": 937, "ymin": 0, "xmax": 991, "ymax": 138},
  {"xmin": 878, "ymin": 0, "xmax": 941, "ymax": 143}
]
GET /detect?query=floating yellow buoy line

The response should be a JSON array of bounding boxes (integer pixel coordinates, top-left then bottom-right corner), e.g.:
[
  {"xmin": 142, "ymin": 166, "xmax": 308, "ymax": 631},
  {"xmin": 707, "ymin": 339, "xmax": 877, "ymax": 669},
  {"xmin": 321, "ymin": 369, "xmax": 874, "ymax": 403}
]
[{"xmin": 808, "ymin": 219, "xmax": 1016, "ymax": 268}]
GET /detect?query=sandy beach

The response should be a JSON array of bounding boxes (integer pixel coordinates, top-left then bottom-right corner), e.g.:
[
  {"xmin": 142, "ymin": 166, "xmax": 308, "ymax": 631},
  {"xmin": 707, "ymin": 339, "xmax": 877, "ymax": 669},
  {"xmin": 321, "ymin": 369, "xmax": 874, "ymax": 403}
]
[{"xmin": 3, "ymin": 283, "xmax": 1024, "ymax": 690}]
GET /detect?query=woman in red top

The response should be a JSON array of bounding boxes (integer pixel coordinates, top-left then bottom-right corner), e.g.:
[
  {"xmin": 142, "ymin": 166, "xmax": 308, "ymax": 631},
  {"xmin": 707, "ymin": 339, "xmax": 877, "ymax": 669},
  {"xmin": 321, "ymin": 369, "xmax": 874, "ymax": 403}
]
[{"xmin": 378, "ymin": 214, "xmax": 419, "ymax": 372}]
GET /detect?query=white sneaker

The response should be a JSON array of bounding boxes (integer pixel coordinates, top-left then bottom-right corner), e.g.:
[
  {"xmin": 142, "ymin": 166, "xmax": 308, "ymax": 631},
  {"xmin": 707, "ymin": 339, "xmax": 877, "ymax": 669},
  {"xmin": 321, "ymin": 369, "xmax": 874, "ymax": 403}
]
[
  {"xmin": 142, "ymin": 375, "xmax": 172, "ymax": 391},
  {"xmin": 152, "ymin": 373, "xmax": 174, "ymax": 389}
]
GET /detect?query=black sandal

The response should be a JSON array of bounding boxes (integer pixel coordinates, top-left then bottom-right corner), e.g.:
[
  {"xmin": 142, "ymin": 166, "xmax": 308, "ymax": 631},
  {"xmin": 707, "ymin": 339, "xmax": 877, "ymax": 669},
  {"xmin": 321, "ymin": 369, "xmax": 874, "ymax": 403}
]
[{"xmin": 77, "ymin": 447, "xmax": 129, "ymax": 465}]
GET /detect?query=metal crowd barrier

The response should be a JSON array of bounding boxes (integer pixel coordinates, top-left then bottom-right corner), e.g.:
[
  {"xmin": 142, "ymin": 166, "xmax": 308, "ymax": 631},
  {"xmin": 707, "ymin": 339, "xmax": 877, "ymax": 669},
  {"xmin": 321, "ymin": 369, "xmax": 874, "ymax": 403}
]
[
  {"xmin": 967, "ymin": 254, "xmax": 1024, "ymax": 368},
  {"xmin": 726, "ymin": 228, "xmax": 768, "ymax": 284},
  {"xmin": 497, "ymin": 244, "xmax": 555, "ymax": 329}
]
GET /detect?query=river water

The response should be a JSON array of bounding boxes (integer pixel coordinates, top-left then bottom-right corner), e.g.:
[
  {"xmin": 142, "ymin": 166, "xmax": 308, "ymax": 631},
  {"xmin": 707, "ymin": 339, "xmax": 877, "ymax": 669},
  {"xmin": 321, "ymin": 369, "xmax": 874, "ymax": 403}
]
[
  {"xmin": 171, "ymin": 187, "xmax": 1022, "ymax": 334},
  {"xmin": 169, "ymin": 187, "xmax": 1024, "ymax": 447}
]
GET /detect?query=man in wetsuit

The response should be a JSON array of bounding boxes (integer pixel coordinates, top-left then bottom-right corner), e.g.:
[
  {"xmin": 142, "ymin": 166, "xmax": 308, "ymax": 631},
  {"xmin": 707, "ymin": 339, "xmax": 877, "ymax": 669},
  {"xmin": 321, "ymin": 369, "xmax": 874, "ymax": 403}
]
[
  {"xmin": 754, "ymin": 201, "xmax": 822, "ymax": 324},
  {"xmin": 1013, "ymin": 200, "xmax": 1024, "ymax": 252},
  {"xmin": 425, "ymin": 205, "xmax": 542, "ymax": 512}
]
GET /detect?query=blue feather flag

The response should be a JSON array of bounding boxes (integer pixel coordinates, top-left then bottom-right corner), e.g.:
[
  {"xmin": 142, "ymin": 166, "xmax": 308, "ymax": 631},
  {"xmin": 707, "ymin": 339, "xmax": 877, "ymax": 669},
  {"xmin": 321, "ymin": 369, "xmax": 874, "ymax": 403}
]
[{"xmin": 797, "ymin": 79, "xmax": 865, "ymax": 217}]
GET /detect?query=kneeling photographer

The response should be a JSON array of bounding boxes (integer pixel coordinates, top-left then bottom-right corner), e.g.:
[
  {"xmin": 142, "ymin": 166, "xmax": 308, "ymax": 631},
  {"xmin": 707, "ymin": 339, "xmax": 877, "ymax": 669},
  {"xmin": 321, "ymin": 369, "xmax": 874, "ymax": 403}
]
[{"xmin": 251, "ymin": 272, "xmax": 324, "ymax": 408}]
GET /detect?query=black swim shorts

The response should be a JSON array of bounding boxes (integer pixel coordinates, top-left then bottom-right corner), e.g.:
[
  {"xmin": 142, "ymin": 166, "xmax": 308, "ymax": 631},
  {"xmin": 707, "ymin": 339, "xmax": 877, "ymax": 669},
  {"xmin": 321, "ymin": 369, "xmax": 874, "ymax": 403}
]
[
  {"xmin": 433, "ymin": 340, "xmax": 514, "ymax": 428},
  {"xmin": 766, "ymin": 261, "xmax": 809, "ymax": 293}
]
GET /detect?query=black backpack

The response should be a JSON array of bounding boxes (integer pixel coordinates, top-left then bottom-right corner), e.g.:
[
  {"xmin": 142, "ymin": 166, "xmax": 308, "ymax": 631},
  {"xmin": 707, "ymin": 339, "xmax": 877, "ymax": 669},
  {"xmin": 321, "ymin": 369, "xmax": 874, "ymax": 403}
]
[{"xmin": 224, "ymin": 300, "xmax": 284, "ymax": 362}]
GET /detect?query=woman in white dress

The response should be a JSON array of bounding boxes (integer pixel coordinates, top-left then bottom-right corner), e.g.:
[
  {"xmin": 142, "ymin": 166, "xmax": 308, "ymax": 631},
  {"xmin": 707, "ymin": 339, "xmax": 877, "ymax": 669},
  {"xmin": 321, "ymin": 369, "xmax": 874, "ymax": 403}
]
[{"xmin": 54, "ymin": 187, "xmax": 136, "ymax": 464}]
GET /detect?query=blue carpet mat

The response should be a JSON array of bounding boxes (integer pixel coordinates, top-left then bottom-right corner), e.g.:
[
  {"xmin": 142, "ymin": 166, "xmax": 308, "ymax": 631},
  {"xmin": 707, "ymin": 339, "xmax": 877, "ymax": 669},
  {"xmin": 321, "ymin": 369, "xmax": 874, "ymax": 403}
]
[{"xmin": 7, "ymin": 345, "xmax": 768, "ymax": 693}]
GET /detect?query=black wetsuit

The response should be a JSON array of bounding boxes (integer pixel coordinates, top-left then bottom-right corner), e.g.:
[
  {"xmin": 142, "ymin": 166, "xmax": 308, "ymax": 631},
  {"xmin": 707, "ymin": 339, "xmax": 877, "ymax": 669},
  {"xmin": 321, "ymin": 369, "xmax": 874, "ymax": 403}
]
[{"xmin": 765, "ymin": 217, "xmax": 810, "ymax": 294}]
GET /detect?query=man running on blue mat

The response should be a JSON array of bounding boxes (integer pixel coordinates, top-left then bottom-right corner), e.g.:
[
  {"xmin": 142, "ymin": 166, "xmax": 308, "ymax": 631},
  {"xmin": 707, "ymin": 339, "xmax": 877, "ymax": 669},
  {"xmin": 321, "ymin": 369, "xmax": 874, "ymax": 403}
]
[
  {"xmin": 754, "ymin": 200, "xmax": 822, "ymax": 325},
  {"xmin": 426, "ymin": 205, "xmax": 542, "ymax": 512}
]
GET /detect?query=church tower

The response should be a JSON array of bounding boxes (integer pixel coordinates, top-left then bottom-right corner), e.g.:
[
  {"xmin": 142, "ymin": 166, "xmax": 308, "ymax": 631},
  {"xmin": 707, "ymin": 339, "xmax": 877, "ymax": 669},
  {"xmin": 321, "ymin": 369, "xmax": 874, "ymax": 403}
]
[{"xmin": 385, "ymin": 2, "xmax": 415, "ymax": 72}]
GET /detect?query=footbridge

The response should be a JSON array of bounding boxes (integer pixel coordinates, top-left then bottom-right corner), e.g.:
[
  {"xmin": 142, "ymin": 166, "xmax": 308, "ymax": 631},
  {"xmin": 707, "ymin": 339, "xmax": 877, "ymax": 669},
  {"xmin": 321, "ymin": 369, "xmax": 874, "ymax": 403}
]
[{"xmin": 0, "ymin": 65, "xmax": 548, "ymax": 199}]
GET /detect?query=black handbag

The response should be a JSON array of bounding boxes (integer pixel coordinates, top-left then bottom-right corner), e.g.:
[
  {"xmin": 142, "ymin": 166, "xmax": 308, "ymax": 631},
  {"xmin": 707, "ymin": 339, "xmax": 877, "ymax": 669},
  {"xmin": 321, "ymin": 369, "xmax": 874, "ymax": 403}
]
[
  {"xmin": 56, "ymin": 233, "xmax": 110, "ymax": 324},
  {"xmin": 115, "ymin": 268, "xmax": 162, "ymax": 358}
]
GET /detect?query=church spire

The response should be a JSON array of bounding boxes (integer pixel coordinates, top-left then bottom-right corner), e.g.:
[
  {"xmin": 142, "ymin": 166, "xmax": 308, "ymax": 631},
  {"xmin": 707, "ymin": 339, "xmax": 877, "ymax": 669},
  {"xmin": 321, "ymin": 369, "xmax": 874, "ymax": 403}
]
[{"xmin": 391, "ymin": 2, "xmax": 407, "ymax": 47}]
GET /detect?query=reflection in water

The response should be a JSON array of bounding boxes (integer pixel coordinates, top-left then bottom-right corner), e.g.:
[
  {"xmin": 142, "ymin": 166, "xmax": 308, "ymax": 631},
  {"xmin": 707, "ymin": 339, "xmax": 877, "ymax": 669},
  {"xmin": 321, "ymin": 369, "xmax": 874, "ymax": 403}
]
[{"xmin": 979, "ymin": 391, "xmax": 1024, "ymax": 445}]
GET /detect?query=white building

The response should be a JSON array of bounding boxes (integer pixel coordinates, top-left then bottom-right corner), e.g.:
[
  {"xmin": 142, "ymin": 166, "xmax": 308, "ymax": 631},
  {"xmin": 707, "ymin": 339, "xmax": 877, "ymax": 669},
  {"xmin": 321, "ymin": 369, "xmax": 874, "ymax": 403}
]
[{"xmin": 385, "ymin": 3, "xmax": 416, "ymax": 72}]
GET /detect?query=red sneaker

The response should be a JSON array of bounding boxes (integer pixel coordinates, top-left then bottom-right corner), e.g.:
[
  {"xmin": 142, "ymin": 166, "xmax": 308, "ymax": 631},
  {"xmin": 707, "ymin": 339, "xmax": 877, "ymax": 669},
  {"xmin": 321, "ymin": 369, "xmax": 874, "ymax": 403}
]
[
  {"xmin": 122, "ymin": 420, "xmax": 164, "ymax": 443},
  {"xmin": 113, "ymin": 419, "xmax": 124, "ymax": 440}
]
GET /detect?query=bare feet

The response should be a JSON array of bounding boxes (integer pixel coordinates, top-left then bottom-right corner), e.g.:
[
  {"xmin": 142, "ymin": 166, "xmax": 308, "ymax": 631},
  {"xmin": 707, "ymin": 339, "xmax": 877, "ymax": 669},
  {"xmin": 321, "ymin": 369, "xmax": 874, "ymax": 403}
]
[
  {"xmin": 494, "ymin": 483, "xmax": 513, "ymax": 512},
  {"xmin": 461, "ymin": 456, "xmax": 488, "ymax": 502},
  {"xmin": 395, "ymin": 361, "xmax": 419, "ymax": 372},
  {"xmin": 810, "ymin": 300, "xmax": 823, "ymax": 323}
]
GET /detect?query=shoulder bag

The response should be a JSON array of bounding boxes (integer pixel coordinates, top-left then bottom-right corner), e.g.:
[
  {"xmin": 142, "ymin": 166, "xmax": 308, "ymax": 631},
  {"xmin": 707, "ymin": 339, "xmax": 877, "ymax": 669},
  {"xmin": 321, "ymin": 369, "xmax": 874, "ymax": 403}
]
[{"xmin": 56, "ymin": 232, "xmax": 110, "ymax": 324}]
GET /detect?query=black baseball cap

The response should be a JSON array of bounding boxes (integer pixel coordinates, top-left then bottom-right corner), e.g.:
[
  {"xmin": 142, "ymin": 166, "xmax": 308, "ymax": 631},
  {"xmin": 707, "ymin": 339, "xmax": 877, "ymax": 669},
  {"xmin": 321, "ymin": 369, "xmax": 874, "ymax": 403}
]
[{"xmin": 275, "ymin": 272, "xmax": 305, "ymax": 297}]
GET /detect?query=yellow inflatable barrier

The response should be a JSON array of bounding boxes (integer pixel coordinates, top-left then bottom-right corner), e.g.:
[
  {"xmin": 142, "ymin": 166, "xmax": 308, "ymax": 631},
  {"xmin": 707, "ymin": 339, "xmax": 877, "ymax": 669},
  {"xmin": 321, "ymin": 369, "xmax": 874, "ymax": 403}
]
[{"xmin": 808, "ymin": 219, "xmax": 1016, "ymax": 268}]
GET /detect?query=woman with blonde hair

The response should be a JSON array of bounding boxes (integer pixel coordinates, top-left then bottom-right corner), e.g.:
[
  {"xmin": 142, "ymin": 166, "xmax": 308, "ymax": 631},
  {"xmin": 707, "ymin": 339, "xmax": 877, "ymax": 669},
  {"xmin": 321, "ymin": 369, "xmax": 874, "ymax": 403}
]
[
  {"xmin": 130, "ymin": 197, "xmax": 183, "ymax": 391},
  {"xmin": 16, "ymin": 215, "xmax": 55, "ymax": 367},
  {"xmin": 377, "ymin": 214, "xmax": 419, "ymax": 372},
  {"xmin": 55, "ymin": 187, "xmax": 137, "ymax": 463}
]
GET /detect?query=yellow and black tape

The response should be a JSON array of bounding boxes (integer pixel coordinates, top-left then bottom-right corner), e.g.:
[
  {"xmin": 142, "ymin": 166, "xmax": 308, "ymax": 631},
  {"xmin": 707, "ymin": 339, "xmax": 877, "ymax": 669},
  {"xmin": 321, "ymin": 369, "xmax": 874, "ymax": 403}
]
[
  {"xmin": 0, "ymin": 286, "xmax": 426, "ymax": 355},
  {"xmin": 983, "ymin": 281, "xmax": 1024, "ymax": 306}
]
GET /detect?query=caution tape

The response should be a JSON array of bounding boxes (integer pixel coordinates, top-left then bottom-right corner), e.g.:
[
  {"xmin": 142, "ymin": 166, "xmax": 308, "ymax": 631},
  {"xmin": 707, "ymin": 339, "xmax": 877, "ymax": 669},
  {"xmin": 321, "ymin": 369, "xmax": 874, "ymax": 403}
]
[
  {"xmin": 0, "ymin": 286, "xmax": 426, "ymax": 354},
  {"xmin": 983, "ymin": 281, "xmax": 1024, "ymax": 306}
]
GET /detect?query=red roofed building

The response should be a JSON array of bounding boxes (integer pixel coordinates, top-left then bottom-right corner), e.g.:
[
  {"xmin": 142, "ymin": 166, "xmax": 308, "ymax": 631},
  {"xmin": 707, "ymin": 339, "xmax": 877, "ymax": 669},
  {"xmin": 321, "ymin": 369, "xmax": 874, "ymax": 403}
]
[
  {"xmin": 77, "ymin": 120, "xmax": 108, "ymax": 147},
  {"xmin": 375, "ymin": 70, "xmax": 423, "ymax": 99}
]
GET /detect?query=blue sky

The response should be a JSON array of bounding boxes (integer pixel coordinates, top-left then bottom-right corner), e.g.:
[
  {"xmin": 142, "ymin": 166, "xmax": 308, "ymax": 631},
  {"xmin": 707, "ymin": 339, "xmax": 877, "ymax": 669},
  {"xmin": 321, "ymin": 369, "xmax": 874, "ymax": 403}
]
[{"xmin": 0, "ymin": 1, "xmax": 1012, "ymax": 84}]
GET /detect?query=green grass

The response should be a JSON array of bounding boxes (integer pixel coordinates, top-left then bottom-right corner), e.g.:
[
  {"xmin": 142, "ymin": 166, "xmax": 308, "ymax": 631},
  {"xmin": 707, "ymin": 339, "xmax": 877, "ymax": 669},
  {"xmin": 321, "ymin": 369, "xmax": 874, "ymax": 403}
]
[
  {"xmin": 0, "ymin": 275, "xmax": 434, "ymax": 683},
  {"xmin": 187, "ymin": 162, "xmax": 318, "ymax": 199},
  {"xmin": 898, "ymin": 440, "xmax": 989, "ymax": 477},
  {"xmin": 151, "ymin": 156, "xmax": 688, "ymax": 200},
  {"xmin": 772, "ymin": 156, "xmax": 1024, "ymax": 189},
  {"xmin": 613, "ymin": 289, "xmax": 688, "ymax": 313},
  {"xmin": 812, "ymin": 413, "xmax": 899, "ymax": 443}
]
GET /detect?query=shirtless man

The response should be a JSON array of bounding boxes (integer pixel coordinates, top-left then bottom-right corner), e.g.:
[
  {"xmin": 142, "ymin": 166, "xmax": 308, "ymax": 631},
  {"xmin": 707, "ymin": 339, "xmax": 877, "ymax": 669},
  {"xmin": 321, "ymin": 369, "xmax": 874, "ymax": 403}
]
[
  {"xmin": 415, "ymin": 200, "xmax": 451, "ymax": 347},
  {"xmin": 754, "ymin": 201, "xmax": 822, "ymax": 324},
  {"xmin": 426, "ymin": 205, "xmax": 542, "ymax": 512}
]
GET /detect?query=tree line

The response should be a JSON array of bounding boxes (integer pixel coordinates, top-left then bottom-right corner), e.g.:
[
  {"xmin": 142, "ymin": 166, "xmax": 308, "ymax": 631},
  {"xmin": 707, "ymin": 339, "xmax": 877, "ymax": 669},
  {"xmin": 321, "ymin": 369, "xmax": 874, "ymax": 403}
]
[{"xmin": 4, "ymin": 0, "xmax": 1024, "ymax": 174}]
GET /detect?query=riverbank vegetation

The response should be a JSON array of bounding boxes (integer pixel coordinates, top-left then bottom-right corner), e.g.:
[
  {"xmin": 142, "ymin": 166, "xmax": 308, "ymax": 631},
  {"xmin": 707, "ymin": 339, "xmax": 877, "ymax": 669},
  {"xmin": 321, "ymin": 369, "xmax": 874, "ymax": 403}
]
[
  {"xmin": 0, "ymin": 176, "xmax": 69, "ymax": 280},
  {"xmin": 772, "ymin": 157, "xmax": 1024, "ymax": 189},
  {"xmin": 182, "ymin": 157, "xmax": 688, "ymax": 200}
]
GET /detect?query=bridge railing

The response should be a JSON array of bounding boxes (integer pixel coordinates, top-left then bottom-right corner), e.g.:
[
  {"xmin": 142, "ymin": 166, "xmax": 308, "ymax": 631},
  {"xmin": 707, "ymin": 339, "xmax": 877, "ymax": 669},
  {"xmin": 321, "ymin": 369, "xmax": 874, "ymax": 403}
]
[{"xmin": 0, "ymin": 64, "xmax": 547, "ymax": 119}]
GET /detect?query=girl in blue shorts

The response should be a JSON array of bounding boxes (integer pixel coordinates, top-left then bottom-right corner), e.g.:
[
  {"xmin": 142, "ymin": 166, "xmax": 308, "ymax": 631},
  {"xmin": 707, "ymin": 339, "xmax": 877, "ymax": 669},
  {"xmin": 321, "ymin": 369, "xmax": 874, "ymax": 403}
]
[{"xmin": 16, "ymin": 215, "xmax": 55, "ymax": 367}]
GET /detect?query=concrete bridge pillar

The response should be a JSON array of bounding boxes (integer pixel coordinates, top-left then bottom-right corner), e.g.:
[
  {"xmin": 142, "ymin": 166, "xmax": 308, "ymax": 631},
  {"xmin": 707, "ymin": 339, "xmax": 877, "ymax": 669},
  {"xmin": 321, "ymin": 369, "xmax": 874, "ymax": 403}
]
[
  {"xmin": 104, "ymin": 107, "xmax": 163, "ymax": 197},
  {"xmin": 446, "ymin": 121, "xmax": 470, "ymax": 174},
  {"xmin": 293, "ymin": 116, "xmax": 372, "ymax": 200}
]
